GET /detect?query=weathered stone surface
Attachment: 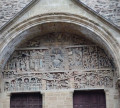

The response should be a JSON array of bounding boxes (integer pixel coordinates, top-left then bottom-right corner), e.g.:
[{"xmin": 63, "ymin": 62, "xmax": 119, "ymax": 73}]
[
  {"xmin": 0, "ymin": 0, "xmax": 120, "ymax": 29},
  {"xmin": 0, "ymin": 0, "xmax": 32, "ymax": 28},
  {"xmin": 2, "ymin": 33, "xmax": 114, "ymax": 92},
  {"xmin": 43, "ymin": 91, "xmax": 73, "ymax": 108},
  {"xmin": 0, "ymin": 0, "xmax": 120, "ymax": 107},
  {"xmin": 80, "ymin": 0, "xmax": 120, "ymax": 27}
]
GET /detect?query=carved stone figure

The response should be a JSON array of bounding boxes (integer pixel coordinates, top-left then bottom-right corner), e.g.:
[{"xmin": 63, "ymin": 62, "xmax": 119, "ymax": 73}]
[
  {"xmin": 2, "ymin": 33, "xmax": 114, "ymax": 92},
  {"xmin": 50, "ymin": 48, "xmax": 64, "ymax": 70},
  {"xmin": 74, "ymin": 70, "xmax": 113, "ymax": 89},
  {"xmin": 116, "ymin": 79, "xmax": 120, "ymax": 89},
  {"xmin": 4, "ymin": 82, "xmax": 9, "ymax": 91}
]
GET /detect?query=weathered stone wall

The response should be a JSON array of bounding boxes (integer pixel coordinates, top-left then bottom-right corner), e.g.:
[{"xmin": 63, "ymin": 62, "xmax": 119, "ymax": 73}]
[
  {"xmin": 0, "ymin": 0, "xmax": 120, "ymax": 28},
  {"xmin": 43, "ymin": 91, "xmax": 73, "ymax": 108},
  {"xmin": 80, "ymin": 0, "xmax": 120, "ymax": 27},
  {"xmin": 0, "ymin": 0, "xmax": 32, "ymax": 28}
]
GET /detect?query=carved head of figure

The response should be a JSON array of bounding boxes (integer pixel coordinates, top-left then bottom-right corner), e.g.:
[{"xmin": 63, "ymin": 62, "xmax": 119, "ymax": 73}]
[
  {"xmin": 116, "ymin": 79, "xmax": 120, "ymax": 90},
  {"xmin": 18, "ymin": 78, "xmax": 22, "ymax": 84},
  {"xmin": 24, "ymin": 78, "xmax": 29, "ymax": 83}
]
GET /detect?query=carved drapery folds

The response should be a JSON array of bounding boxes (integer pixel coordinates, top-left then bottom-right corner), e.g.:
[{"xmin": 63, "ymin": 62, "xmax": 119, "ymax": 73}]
[{"xmin": 2, "ymin": 33, "xmax": 114, "ymax": 92}]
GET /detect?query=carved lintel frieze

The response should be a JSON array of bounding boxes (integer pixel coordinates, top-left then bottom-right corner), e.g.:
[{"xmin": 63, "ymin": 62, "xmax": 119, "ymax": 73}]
[
  {"xmin": 2, "ymin": 69, "xmax": 114, "ymax": 92},
  {"xmin": 74, "ymin": 70, "xmax": 113, "ymax": 89}
]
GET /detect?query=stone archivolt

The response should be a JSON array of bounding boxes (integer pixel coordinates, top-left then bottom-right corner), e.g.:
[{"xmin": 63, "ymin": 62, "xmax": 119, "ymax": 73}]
[{"xmin": 2, "ymin": 33, "xmax": 114, "ymax": 92}]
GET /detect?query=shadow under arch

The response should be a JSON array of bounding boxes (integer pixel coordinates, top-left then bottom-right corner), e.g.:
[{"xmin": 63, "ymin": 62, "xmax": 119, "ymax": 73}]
[{"xmin": 0, "ymin": 13, "xmax": 120, "ymax": 77}]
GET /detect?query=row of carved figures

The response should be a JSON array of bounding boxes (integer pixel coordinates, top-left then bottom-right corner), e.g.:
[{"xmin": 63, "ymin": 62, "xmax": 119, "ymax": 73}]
[
  {"xmin": 3, "ymin": 69, "xmax": 114, "ymax": 92},
  {"xmin": 4, "ymin": 46, "xmax": 113, "ymax": 72}
]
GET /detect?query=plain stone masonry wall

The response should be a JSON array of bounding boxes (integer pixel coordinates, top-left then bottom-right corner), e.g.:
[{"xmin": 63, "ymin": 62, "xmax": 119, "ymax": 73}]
[
  {"xmin": 80, "ymin": 0, "xmax": 120, "ymax": 27},
  {"xmin": 0, "ymin": 0, "xmax": 120, "ymax": 29},
  {"xmin": 43, "ymin": 91, "xmax": 73, "ymax": 108},
  {"xmin": 0, "ymin": 0, "xmax": 32, "ymax": 28}
]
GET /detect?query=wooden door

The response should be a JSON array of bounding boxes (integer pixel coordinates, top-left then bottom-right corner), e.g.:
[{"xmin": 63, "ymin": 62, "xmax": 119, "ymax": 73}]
[
  {"xmin": 73, "ymin": 90, "xmax": 106, "ymax": 108},
  {"xmin": 10, "ymin": 93, "xmax": 42, "ymax": 108}
]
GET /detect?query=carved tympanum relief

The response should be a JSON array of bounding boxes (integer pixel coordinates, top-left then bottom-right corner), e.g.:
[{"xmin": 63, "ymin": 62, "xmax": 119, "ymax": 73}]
[{"xmin": 2, "ymin": 33, "xmax": 114, "ymax": 92}]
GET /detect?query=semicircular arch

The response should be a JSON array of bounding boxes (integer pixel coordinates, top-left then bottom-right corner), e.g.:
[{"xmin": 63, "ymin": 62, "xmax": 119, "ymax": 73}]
[{"xmin": 0, "ymin": 13, "xmax": 120, "ymax": 77}]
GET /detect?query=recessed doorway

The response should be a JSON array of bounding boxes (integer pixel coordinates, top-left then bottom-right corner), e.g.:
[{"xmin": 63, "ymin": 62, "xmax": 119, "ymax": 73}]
[
  {"xmin": 10, "ymin": 93, "xmax": 42, "ymax": 108},
  {"xmin": 73, "ymin": 90, "xmax": 106, "ymax": 108}
]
